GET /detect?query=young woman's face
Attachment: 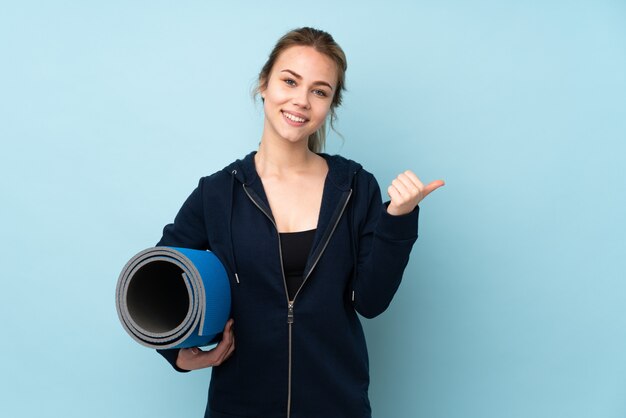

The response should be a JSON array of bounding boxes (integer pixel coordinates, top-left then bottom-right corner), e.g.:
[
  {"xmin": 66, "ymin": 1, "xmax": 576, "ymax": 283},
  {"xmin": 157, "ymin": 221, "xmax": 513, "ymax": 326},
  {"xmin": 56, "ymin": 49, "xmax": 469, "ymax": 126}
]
[{"xmin": 260, "ymin": 46, "xmax": 338, "ymax": 146}]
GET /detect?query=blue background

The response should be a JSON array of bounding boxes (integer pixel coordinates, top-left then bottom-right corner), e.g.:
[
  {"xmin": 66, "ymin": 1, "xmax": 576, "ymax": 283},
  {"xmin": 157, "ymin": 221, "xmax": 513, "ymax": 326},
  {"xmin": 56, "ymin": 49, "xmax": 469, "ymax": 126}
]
[{"xmin": 1, "ymin": 1, "xmax": 625, "ymax": 417}]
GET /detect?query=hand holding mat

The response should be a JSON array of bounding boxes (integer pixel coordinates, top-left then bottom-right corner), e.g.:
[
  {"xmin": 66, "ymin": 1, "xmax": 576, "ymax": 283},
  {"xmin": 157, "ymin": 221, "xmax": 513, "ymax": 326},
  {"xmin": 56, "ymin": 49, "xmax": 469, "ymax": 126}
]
[{"xmin": 115, "ymin": 247, "xmax": 231, "ymax": 350}]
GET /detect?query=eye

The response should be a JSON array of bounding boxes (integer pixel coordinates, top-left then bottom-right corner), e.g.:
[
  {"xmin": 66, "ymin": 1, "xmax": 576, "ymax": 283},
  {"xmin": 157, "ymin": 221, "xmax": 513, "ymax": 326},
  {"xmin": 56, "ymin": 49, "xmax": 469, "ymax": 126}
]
[
  {"xmin": 312, "ymin": 89, "xmax": 328, "ymax": 97},
  {"xmin": 284, "ymin": 78, "xmax": 296, "ymax": 86}
]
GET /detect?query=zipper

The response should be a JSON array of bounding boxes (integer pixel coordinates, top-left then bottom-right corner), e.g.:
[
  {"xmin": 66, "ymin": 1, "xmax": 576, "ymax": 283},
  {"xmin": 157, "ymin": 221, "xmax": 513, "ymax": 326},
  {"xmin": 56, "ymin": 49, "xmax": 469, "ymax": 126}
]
[
  {"xmin": 243, "ymin": 185, "xmax": 293, "ymax": 417},
  {"xmin": 292, "ymin": 189, "xmax": 352, "ymax": 304},
  {"xmin": 242, "ymin": 185, "xmax": 291, "ymax": 302},
  {"xmin": 285, "ymin": 190, "xmax": 351, "ymax": 416},
  {"xmin": 243, "ymin": 184, "xmax": 352, "ymax": 418},
  {"xmin": 287, "ymin": 302, "xmax": 294, "ymax": 324},
  {"xmin": 287, "ymin": 307, "xmax": 293, "ymax": 417}
]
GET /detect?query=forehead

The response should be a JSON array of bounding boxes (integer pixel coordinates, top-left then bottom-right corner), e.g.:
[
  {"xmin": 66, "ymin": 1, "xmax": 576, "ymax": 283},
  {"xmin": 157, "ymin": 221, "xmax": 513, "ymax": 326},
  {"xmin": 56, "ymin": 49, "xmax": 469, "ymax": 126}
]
[{"xmin": 273, "ymin": 46, "xmax": 338, "ymax": 86}]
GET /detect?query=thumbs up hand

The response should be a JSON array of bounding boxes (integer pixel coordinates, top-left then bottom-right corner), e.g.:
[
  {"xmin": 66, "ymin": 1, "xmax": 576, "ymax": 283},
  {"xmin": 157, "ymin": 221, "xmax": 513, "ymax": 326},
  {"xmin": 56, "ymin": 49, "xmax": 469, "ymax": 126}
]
[{"xmin": 386, "ymin": 170, "xmax": 445, "ymax": 216}]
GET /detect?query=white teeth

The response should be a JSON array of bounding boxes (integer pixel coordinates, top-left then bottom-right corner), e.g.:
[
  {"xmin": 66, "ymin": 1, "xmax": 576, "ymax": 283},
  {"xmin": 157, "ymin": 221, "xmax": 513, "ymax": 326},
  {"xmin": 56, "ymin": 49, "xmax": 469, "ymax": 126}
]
[{"xmin": 283, "ymin": 112, "xmax": 306, "ymax": 123}]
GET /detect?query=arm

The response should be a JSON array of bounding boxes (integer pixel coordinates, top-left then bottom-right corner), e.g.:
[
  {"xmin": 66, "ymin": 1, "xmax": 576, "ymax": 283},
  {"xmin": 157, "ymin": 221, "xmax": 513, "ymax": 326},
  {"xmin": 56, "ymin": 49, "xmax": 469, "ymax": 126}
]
[
  {"xmin": 156, "ymin": 177, "xmax": 209, "ymax": 250},
  {"xmin": 154, "ymin": 178, "xmax": 235, "ymax": 371},
  {"xmin": 351, "ymin": 171, "xmax": 444, "ymax": 318}
]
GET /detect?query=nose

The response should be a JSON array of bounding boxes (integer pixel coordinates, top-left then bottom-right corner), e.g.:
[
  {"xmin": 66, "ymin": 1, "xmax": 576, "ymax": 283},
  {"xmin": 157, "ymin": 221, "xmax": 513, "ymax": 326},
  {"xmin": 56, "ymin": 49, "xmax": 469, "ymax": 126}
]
[{"xmin": 291, "ymin": 87, "xmax": 311, "ymax": 109}]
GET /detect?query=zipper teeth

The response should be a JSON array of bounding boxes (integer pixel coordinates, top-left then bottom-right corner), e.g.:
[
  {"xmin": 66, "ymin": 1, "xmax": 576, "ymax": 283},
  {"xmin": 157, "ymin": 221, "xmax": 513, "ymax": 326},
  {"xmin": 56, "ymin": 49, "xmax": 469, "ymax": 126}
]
[
  {"xmin": 242, "ymin": 184, "xmax": 292, "ymax": 418},
  {"xmin": 287, "ymin": 322, "xmax": 292, "ymax": 417},
  {"xmin": 292, "ymin": 189, "xmax": 352, "ymax": 304},
  {"xmin": 242, "ymin": 185, "xmax": 291, "ymax": 304},
  {"xmin": 243, "ymin": 185, "xmax": 353, "ymax": 418}
]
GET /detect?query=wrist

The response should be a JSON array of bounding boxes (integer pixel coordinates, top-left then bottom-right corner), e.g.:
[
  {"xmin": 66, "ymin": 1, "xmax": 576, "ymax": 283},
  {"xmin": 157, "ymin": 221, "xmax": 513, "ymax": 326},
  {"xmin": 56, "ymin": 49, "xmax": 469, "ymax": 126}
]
[{"xmin": 387, "ymin": 203, "xmax": 409, "ymax": 216}]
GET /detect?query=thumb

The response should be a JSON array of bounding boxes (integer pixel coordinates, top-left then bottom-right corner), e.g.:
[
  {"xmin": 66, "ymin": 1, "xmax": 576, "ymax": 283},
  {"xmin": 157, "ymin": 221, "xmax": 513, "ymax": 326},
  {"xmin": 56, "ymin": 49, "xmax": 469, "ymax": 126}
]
[{"xmin": 422, "ymin": 180, "xmax": 445, "ymax": 198}]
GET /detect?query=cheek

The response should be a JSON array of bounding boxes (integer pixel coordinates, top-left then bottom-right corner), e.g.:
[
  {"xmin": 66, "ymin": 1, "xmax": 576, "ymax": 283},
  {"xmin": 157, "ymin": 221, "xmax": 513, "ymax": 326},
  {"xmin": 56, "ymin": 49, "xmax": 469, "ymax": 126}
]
[
  {"xmin": 313, "ymin": 102, "xmax": 332, "ymax": 121},
  {"xmin": 264, "ymin": 82, "xmax": 289, "ymax": 105}
]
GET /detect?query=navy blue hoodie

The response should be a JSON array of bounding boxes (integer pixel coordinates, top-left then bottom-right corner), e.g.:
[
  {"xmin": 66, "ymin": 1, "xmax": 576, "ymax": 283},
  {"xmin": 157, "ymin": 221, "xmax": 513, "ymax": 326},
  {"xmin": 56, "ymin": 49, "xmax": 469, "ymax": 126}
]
[{"xmin": 156, "ymin": 151, "xmax": 419, "ymax": 418}]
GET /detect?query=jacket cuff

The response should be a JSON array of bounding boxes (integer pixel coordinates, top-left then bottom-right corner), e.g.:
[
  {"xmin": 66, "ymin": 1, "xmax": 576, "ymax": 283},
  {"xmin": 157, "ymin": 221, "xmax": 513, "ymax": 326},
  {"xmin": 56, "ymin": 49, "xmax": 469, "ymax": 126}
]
[
  {"xmin": 156, "ymin": 348, "xmax": 190, "ymax": 373},
  {"xmin": 377, "ymin": 202, "xmax": 420, "ymax": 241}
]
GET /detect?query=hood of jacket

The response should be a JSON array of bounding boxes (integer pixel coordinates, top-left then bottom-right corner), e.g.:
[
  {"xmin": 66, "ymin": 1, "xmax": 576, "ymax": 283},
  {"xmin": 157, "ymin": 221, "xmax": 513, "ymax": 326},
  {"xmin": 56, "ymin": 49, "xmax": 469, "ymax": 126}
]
[{"xmin": 223, "ymin": 150, "xmax": 363, "ymax": 191}]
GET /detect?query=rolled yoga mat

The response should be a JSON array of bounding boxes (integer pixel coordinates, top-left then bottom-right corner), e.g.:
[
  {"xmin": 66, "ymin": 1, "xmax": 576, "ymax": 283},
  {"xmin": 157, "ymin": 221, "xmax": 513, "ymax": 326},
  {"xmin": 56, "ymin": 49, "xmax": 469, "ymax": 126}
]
[{"xmin": 116, "ymin": 247, "xmax": 231, "ymax": 349}]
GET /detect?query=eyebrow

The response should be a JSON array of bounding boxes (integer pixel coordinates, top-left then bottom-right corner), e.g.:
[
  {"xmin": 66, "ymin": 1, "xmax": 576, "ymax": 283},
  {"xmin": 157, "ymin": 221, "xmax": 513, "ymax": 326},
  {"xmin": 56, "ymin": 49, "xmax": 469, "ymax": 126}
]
[{"xmin": 280, "ymin": 69, "xmax": 334, "ymax": 91}]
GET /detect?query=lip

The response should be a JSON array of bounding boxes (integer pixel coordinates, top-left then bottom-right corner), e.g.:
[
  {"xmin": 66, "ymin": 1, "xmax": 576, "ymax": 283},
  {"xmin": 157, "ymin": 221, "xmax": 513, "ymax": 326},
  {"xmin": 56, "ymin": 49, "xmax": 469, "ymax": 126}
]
[{"xmin": 281, "ymin": 110, "xmax": 309, "ymax": 126}]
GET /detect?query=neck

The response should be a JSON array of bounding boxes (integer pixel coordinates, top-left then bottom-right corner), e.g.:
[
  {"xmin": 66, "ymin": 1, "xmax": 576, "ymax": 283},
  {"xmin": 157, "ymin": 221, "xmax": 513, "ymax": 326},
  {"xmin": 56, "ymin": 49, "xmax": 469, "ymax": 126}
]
[{"xmin": 255, "ymin": 137, "xmax": 316, "ymax": 176}]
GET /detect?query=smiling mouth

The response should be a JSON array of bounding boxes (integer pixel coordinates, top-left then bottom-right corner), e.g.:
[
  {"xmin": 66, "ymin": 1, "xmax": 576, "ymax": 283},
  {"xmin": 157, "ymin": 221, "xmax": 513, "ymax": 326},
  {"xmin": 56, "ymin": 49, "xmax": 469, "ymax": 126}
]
[{"xmin": 282, "ymin": 111, "xmax": 308, "ymax": 123}]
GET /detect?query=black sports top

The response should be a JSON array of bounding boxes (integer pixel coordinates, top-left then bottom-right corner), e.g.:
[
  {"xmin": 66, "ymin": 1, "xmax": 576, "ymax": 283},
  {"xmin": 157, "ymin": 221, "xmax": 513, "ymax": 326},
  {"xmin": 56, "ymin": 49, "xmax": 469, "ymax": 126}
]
[{"xmin": 279, "ymin": 229, "xmax": 316, "ymax": 301}]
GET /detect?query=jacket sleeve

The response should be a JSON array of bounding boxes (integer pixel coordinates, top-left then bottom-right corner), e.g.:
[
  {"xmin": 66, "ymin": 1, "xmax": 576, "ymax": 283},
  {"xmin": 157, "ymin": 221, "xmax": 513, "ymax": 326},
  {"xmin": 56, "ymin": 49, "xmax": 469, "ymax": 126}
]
[
  {"xmin": 156, "ymin": 177, "xmax": 209, "ymax": 250},
  {"xmin": 155, "ymin": 177, "xmax": 210, "ymax": 372},
  {"xmin": 351, "ymin": 173, "xmax": 419, "ymax": 319}
]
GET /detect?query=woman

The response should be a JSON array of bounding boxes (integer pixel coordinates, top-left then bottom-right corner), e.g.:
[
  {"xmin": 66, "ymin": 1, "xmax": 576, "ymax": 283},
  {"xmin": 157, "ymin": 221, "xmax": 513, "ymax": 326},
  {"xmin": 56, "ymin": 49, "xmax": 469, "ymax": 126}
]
[{"xmin": 156, "ymin": 27, "xmax": 444, "ymax": 418}]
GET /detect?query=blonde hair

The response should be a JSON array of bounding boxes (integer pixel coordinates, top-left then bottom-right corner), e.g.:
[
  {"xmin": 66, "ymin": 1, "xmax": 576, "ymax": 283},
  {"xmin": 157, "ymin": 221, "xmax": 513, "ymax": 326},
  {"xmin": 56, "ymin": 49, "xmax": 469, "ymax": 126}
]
[{"xmin": 254, "ymin": 27, "xmax": 347, "ymax": 153}]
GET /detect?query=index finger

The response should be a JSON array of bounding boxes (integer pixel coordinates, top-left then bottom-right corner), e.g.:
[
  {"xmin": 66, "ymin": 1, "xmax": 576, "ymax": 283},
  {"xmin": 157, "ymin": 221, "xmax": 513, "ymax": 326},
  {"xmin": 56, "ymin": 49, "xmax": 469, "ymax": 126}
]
[{"xmin": 402, "ymin": 170, "xmax": 424, "ymax": 188}]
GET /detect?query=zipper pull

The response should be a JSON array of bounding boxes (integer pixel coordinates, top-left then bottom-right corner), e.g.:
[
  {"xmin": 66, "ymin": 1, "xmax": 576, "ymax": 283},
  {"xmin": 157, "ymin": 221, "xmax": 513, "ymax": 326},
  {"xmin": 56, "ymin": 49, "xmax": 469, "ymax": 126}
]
[{"xmin": 287, "ymin": 302, "xmax": 294, "ymax": 324}]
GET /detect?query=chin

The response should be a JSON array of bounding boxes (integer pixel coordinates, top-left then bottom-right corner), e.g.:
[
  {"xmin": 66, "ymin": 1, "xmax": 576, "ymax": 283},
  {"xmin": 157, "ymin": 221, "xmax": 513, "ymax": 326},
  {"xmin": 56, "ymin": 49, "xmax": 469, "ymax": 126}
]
[
  {"xmin": 283, "ymin": 136, "xmax": 310, "ymax": 146},
  {"xmin": 278, "ymin": 130, "xmax": 313, "ymax": 145}
]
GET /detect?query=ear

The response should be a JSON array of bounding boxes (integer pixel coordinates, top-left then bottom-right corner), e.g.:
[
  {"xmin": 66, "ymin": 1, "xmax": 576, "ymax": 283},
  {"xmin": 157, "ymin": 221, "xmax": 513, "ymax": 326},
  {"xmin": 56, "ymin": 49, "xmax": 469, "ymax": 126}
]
[{"xmin": 258, "ymin": 77, "xmax": 268, "ymax": 100}]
